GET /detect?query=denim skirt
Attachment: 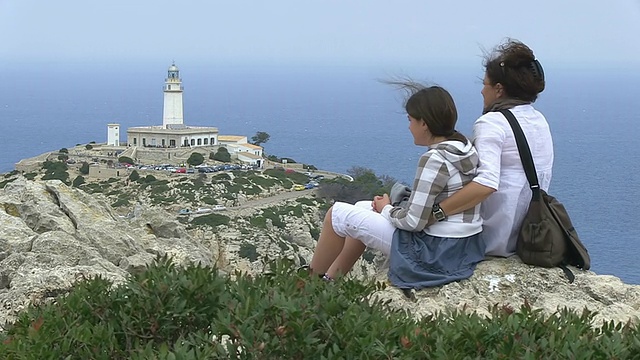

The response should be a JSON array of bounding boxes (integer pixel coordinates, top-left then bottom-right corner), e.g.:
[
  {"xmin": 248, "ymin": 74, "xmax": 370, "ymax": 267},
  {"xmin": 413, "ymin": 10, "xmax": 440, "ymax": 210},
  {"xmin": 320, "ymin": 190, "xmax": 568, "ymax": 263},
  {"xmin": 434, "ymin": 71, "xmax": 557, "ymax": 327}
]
[{"xmin": 388, "ymin": 229, "xmax": 485, "ymax": 290}]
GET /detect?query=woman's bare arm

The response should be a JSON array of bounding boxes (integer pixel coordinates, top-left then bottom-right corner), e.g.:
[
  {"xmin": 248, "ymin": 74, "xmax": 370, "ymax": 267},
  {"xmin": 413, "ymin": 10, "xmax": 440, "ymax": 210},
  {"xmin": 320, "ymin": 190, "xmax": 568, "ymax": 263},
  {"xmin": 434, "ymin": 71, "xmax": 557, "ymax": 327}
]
[{"xmin": 439, "ymin": 181, "xmax": 495, "ymax": 216}]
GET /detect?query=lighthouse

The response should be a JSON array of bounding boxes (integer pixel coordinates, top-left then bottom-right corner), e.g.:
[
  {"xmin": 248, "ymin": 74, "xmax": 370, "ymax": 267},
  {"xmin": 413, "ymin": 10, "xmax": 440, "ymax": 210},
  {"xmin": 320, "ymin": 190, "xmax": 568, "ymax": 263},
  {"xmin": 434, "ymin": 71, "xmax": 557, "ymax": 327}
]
[{"xmin": 162, "ymin": 63, "xmax": 184, "ymax": 128}]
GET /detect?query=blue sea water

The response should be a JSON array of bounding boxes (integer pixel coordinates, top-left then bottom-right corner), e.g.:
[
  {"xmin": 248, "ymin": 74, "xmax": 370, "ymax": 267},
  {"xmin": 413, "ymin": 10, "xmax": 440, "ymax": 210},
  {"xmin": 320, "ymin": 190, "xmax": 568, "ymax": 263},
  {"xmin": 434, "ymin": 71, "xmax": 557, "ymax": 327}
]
[{"xmin": 1, "ymin": 62, "xmax": 639, "ymax": 284}]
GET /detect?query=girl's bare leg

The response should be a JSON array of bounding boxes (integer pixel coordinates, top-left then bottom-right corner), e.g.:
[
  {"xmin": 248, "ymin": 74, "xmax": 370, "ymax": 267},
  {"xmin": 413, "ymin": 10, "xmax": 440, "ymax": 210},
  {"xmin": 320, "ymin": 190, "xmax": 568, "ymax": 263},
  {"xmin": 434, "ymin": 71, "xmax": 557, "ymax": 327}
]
[
  {"xmin": 310, "ymin": 207, "xmax": 346, "ymax": 275},
  {"xmin": 326, "ymin": 236, "xmax": 366, "ymax": 278}
]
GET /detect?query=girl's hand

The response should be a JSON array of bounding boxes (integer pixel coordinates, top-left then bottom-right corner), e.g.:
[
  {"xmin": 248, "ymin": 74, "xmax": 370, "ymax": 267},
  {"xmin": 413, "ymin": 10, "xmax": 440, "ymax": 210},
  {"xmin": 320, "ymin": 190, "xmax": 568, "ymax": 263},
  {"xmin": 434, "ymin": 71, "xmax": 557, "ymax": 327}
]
[{"xmin": 373, "ymin": 194, "xmax": 391, "ymax": 213}]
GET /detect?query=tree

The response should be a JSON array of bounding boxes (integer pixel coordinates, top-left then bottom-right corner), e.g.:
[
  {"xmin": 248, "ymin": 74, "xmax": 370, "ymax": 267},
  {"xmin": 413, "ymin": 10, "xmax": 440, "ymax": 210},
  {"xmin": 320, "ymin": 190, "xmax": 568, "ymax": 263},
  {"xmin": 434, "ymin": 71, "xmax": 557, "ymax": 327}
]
[
  {"xmin": 59, "ymin": 148, "xmax": 69, "ymax": 154},
  {"xmin": 250, "ymin": 131, "xmax": 270, "ymax": 146},
  {"xmin": 187, "ymin": 152, "xmax": 205, "ymax": 167},
  {"xmin": 79, "ymin": 162, "xmax": 90, "ymax": 175},
  {"xmin": 213, "ymin": 147, "xmax": 231, "ymax": 162},
  {"xmin": 85, "ymin": 144, "xmax": 93, "ymax": 150}
]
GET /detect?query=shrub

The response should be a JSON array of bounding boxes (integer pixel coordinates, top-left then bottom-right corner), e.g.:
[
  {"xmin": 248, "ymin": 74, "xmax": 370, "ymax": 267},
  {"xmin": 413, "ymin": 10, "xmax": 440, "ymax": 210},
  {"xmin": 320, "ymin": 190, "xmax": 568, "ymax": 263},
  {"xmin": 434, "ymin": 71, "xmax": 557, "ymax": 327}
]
[
  {"xmin": 118, "ymin": 156, "xmax": 135, "ymax": 165},
  {"xmin": 238, "ymin": 242, "xmax": 258, "ymax": 262},
  {"xmin": 3, "ymin": 257, "xmax": 637, "ymax": 359},
  {"xmin": 212, "ymin": 173, "xmax": 231, "ymax": 181},
  {"xmin": 187, "ymin": 152, "xmax": 204, "ymax": 167},
  {"xmin": 261, "ymin": 208, "xmax": 285, "ymax": 229},
  {"xmin": 189, "ymin": 213, "xmax": 230, "ymax": 228},
  {"xmin": 213, "ymin": 147, "xmax": 231, "ymax": 162},
  {"xmin": 249, "ymin": 216, "xmax": 267, "ymax": 228},
  {"xmin": 23, "ymin": 172, "xmax": 37, "ymax": 180},
  {"xmin": 263, "ymin": 169, "xmax": 307, "ymax": 185},
  {"xmin": 140, "ymin": 174, "xmax": 157, "ymax": 184},
  {"xmin": 111, "ymin": 198, "xmax": 130, "ymax": 207},
  {"xmin": 128, "ymin": 169, "xmax": 140, "ymax": 182},
  {"xmin": 79, "ymin": 162, "xmax": 90, "ymax": 175},
  {"xmin": 72, "ymin": 175, "xmax": 85, "ymax": 188},
  {"xmin": 41, "ymin": 161, "xmax": 69, "ymax": 184},
  {"xmin": 0, "ymin": 178, "xmax": 16, "ymax": 189},
  {"xmin": 59, "ymin": 148, "xmax": 69, "ymax": 154},
  {"xmin": 85, "ymin": 144, "xmax": 93, "ymax": 150},
  {"xmin": 296, "ymin": 197, "xmax": 316, "ymax": 206}
]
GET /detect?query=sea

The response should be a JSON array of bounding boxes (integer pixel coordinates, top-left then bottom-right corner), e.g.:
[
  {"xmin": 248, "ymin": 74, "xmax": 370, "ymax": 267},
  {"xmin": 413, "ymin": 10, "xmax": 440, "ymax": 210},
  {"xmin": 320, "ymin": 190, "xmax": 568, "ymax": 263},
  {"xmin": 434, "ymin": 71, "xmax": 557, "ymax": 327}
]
[{"xmin": 1, "ymin": 61, "xmax": 639, "ymax": 284}]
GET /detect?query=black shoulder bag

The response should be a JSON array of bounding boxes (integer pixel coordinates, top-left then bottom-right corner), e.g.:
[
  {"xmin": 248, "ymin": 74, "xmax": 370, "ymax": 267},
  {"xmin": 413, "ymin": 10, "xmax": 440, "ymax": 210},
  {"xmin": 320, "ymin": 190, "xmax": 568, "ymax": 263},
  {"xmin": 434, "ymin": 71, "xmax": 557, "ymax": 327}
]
[{"xmin": 500, "ymin": 109, "xmax": 591, "ymax": 283}]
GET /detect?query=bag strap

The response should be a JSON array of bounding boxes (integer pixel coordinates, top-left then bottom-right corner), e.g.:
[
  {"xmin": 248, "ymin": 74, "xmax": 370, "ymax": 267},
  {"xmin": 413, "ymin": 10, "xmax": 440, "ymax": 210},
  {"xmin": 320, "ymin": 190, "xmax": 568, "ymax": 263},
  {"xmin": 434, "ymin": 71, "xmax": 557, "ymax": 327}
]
[{"xmin": 498, "ymin": 109, "xmax": 541, "ymax": 199}]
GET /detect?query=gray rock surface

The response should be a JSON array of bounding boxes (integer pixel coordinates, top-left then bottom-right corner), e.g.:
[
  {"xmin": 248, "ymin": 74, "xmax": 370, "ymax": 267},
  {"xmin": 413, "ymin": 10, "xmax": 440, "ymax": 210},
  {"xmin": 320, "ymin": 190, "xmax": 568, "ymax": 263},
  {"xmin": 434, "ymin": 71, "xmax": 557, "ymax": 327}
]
[
  {"xmin": 372, "ymin": 257, "xmax": 640, "ymax": 326},
  {"xmin": 0, "ymin": 178, "xmax": 213, "ymax": 327},
  {"xmin": 1, "ymin": 175, "xmax": 639, "ymax": 331}
]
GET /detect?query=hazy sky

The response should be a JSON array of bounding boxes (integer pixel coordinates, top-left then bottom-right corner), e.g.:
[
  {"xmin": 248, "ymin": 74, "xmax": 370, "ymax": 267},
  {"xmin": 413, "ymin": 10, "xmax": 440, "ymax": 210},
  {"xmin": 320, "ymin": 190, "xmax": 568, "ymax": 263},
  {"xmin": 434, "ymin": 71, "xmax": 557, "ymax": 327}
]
[{"xmin": 2, "ymin": 0, "xmax": 640, "ymax": 69}]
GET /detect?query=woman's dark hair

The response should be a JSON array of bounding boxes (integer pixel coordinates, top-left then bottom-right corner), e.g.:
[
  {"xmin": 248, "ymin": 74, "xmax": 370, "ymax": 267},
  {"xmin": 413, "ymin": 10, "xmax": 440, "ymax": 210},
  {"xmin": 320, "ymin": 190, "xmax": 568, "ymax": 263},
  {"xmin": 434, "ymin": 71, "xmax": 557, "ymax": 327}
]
[{"xmin": 484, "ymin": 39, "xmax": 545, "ymax": 102}]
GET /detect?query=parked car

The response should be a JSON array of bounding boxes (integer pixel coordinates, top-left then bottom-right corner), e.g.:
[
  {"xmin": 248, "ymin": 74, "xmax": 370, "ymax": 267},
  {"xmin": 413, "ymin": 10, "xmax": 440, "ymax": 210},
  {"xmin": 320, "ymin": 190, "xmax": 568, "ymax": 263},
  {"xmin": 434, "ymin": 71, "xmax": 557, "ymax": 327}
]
[
  {"xmin": 195, "ymin": 207, "xmax": 213, "ymax": 214},
  {"xmin": 294, "ymin": 184, "xmax": 306, "ymax": 191},
  {"xmin": 304, "ymin": 183, "xmax": 315, "ymax": 189},
  {"xmin": 178, "ymin": 209, "xmax": 191, "ymax": 215},
  {"xmin": 212, "ymin": 205, "xmax": 227, "ymax": 211}
]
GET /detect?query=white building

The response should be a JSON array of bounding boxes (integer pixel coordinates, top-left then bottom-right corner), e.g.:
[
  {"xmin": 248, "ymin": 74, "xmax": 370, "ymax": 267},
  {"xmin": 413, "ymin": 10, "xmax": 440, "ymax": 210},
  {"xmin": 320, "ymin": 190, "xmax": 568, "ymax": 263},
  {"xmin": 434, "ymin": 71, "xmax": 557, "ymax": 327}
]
[
  {"xmin": 107, "ymin": 123, "xmax": 120, "ymax": 146},
  {"xmin": 126, "ymin": 63, "xmax": 219, "ymax": 148}
]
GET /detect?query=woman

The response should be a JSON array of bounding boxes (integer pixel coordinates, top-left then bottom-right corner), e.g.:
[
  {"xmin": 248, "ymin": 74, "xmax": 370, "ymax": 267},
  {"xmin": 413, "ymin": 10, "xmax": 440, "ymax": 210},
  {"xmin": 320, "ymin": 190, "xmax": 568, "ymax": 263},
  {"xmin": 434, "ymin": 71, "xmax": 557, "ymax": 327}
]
[
  {"xmin": 437, "ymin": 39, "xmax": 553, "ymax": 257},
  {"xmin": 309, "ymin": 84, "xmax": 485, "ymax": 288}
]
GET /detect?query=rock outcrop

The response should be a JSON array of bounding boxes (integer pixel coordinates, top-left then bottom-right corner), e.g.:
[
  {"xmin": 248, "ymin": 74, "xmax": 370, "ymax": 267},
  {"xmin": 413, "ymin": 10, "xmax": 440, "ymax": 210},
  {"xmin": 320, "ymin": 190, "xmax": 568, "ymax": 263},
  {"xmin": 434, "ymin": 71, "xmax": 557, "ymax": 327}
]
[
  {"xmin": 373, "ymin": 257, "xmax": 640, "ymax": 326},
  {"xmin": 1, "ymin": 176, "xmax": 639, "ymax": 329},
  {"xmin": 0, "ymin": 178, "xmax": 213, "ymax": 326}
]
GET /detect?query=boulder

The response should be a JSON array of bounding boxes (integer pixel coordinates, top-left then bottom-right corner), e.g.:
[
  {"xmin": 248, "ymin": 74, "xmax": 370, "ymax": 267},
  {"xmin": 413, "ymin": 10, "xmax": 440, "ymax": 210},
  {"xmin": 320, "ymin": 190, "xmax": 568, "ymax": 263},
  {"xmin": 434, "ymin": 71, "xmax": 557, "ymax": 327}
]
[{"xmin": 372, "ymin": 256, "xmax": 640, "ymax": 326}]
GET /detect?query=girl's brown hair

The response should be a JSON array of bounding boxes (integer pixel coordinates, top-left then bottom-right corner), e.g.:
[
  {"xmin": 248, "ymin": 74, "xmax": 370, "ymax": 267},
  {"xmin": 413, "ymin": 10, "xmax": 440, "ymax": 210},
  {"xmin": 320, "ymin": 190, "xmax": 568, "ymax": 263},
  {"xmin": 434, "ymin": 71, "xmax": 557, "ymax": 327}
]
[{"xmin": 391, "ymin": 81, "xmax": 468, "ymax": 144}]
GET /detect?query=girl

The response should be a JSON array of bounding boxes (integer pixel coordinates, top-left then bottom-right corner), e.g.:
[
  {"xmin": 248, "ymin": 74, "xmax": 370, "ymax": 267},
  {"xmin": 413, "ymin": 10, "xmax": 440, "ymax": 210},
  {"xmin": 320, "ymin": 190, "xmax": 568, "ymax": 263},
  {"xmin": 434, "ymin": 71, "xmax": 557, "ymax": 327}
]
[{"xmin": 310, "ymin": 84, "xmax": 485, "ymax": 289}]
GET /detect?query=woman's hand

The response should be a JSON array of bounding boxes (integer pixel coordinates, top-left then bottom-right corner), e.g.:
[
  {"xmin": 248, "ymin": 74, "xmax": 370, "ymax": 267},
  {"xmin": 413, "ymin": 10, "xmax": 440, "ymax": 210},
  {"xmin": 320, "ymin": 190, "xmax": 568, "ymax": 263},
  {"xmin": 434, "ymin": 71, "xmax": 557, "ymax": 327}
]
[{"xmin": 372, "ymin": 194, "xmax": 391, "ymax": 213}]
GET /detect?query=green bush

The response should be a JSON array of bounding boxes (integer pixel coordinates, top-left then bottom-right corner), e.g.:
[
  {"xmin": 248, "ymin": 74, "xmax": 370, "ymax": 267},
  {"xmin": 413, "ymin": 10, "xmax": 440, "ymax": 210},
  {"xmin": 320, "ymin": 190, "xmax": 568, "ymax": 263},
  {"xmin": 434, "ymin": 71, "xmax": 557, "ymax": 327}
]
[
  {"xmin": 238, "ymin": 242, "xmax": 258, "ymax": 262},
  {"xmin": 296, "ymin": 197, "xmax": 316, "ymax": 206},
  {"xmin": 140, "ymin": 174, "xmax": 157, "ymax": 184},
  {"xmin": 85, "ymin": 144, "xmax": 93, "ymax": 150},
  {"xmin": 128, "ymin": 169, "xmax": 140, "ymax": 182},
  {"xmin": 189, "ymin": 213, "xmax": 230, "ymax": 228},
  {"xmin": 247, "ymin": 174, "xmax": 278, "ymax": 188},
  {"xmin": 261, "ymin": 208, "xmax": 285, "ymax": 229},
  {"xmin": 213, "ymin": 147, "xmax": 231, "ymax": 162},
  {"xmin": 2, "ymin": 257, "xmax": 638, "ymax": 359},
  {"xmin": 111, "ymin": 198, "xmax": 130, "ymax": 207},
  {"xmin": 59, "ymin": 147, "xmax": 69, "ymax": 154},
  {"xmin": 187, "ymin": 152, "xmax": 205, "ymax": 167},
  {"xmin": 118, "ymin": 156, "xmax": 135, "ymax": 165},
  {"xmin": 24, "ymin": 172, "xmax": 37, "ymax": 180},
  {"xmin": 0, "ymin": 178, "xmax": 16, "ymax": 189},
  {"xmin": 263, "ymin": 168, "xmax": 307, "ymax": 184},
  {"xmin": 41, "ymin": 161, "xmax": 69, "ymax": 184},
  {"xmin": 212, "ymin": 173, "xmax": 231, "ymax": 181},
  {"xmin": 79, "ymin": 162, "xmax": 90, "ymax": 175},
  {"xmin": 72, "ymin": 175, "xmax": 85, "ymax": 188}
]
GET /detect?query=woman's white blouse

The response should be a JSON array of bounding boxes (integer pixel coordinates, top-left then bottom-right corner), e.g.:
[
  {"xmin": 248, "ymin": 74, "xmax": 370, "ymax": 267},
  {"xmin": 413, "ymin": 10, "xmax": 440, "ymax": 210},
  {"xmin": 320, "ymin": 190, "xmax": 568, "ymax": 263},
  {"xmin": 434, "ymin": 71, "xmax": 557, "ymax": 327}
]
[{"xmin": 472, "ymin": 105, "xmax": 554, "ymax": 256}]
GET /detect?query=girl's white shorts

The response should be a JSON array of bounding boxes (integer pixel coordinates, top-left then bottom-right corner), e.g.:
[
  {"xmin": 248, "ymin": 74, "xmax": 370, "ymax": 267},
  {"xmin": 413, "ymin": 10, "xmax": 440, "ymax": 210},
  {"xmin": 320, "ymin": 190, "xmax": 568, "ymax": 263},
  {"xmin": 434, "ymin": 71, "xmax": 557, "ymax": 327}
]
[{"xmin": 330, "ymin": 200, "xmax": 396, "ymax": 256}]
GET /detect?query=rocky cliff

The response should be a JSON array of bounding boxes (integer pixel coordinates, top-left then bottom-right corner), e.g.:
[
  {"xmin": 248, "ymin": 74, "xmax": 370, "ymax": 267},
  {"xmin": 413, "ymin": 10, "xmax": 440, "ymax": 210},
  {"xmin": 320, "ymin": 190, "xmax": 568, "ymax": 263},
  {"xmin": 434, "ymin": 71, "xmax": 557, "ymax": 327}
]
[{"xmin": 1, "ymin": 176, "xmax": 639, "ymax": 329}]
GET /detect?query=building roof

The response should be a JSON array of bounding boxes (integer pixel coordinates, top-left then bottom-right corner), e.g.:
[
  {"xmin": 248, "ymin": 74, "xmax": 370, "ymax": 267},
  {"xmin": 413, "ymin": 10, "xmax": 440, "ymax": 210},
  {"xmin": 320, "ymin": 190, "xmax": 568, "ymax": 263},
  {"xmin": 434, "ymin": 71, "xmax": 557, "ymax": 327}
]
[
  {"xmin": 218, "ymin": 135, "xmax": 247, "ymax": 142},
  {"xmin": 237, "ymin": 152, "xmax": 263, "ymax": 160},
  {"xmin": 128, "ymin": 125, "xmax": 218, "ymax": 134},
  {"xmin": 241, "ymin": 143, "xmax": 263, "ymax": 150}
]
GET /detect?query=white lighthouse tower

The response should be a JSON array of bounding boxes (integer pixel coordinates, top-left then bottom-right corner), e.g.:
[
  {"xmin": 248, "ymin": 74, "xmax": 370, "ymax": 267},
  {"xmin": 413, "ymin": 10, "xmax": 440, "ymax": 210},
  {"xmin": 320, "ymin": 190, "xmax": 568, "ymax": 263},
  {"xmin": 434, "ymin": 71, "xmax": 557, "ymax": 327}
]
[{"xmin": 162, "ymin": 63, "xmax": 184, "ymax": 128}]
